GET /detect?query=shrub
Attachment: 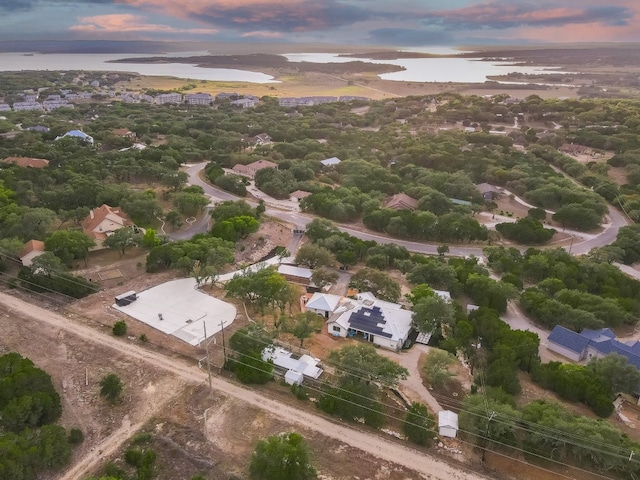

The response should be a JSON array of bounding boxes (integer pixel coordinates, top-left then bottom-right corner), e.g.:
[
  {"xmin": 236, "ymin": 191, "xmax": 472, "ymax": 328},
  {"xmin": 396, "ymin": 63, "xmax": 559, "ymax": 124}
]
[
  {"xmin": 68, "ymin": 428, "xmax": 84, "ymax": 444},
  {"xmin": 112, "ymin": 320, "xmax": 127, "ymax": 336}
]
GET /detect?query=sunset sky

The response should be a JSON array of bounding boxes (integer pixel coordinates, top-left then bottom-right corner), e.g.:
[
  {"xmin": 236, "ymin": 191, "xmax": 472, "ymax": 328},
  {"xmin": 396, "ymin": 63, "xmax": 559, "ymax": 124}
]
[{"xmin": 1, "ymin": 0, "xmax": 639, "ymax": 46}]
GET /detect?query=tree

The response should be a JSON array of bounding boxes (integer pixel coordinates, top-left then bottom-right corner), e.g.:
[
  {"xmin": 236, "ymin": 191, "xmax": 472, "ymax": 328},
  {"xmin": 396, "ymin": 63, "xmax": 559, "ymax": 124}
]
[
  {"xmin": 173, "ymin": 190, "xmax": 209, "ymax": 216},
  {"xmin": 496, "ymin": 218, "xmax": 555, "ymax": 244},
  {"xmin": 311, "ymin": 267, "xmax": 338, "ymax": 289},
  {"xmin": 587, "ymin": 353, "xmax": 640, "ymax": 397},
  {"xmin": 422, "ymin": 349, "xmax": 456, "ymax": 388},
  {"xmin": 552, "ymin": 203, "xmax": 602, "ymax": 231},
  {"xmin": 161, "ymin": 171, "xmax": 188, "ymax": 191},
  {"xmin": 165, "ymin": 210, "xmax": 182, "ymax": 231},
  {"xmin": 99, "ymin": 374, "xmax": 123, "ymax": 404},
  {"xmin": 328, "ymin": 344, "xmax": 408, "ymax": 387},
  {"xmin": 403, "ymin": 402, "xmax": 436, "ymax": 446},
  {"xmin": 295, "ymin": 244, "xmax": 335, "ymax": 269},
  {"xmin": 287, "ymin": 311, "xmax": 324, "ymax": 347},
  {"xmin": 44, "ymin": 230, "xmax": 95, "ymax": 266},
  {"xmin": 350, "ymin": 268, "xmax": 401, "ymax": 302},
  {"xmin": 304, "ymin": 217, "xmax": 339, "ymax": 241},
  {"xmin": 103, "ymin": 227, "xmax": 141, "ymax": 256},
  {"xmin": 211, "ymin": 215, "xmax": 260, "ymax": 242},
  {"xmin": 0, "ymin": 353, "xmax": 62, "ymax": 432},
  {"xmin": 437, "ymin": 244, "xmax": 449, "ymax": 256},
  {"xmin": 29, "ymin": 251, "xmax": 66, "ymax": 274},
  {"xmin": 112, "ymin": 320, "xmax": 127, "ymax": 336},
  {"xmin": 412, "ymin": 295, "xmax": 456, "ymax": 334},
  {"xmin": 249, "ymin": 432, "xmax": 316, "ymax": 480},
  {"xmin": 405, "ymin": 284, "xmax": 436, "ymax": 305}
]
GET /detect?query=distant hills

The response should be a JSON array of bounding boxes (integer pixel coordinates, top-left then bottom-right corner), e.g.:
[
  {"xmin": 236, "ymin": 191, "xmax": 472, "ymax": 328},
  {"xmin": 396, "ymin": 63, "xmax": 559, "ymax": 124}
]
[{"xmin": 0, "ymin": 40, "xmax": 210, "ymax": 54}]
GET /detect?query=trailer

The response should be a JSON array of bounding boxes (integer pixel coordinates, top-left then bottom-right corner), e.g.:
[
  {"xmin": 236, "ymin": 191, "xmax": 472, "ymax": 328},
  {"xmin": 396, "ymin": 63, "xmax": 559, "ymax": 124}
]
[{"xmin": 115, "ymin": 290, "xmax": 137, "ymax": 307}]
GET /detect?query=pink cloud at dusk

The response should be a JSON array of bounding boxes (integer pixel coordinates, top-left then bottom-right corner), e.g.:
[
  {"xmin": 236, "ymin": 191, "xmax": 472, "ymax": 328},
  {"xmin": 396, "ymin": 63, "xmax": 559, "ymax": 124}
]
[
  {"xmin": 69, "ymin": 13, "xmax": 218, "ymax": 34},
  {"xmin": 240, "ymin": 31, "xmax": 284, "ymax": 38}
]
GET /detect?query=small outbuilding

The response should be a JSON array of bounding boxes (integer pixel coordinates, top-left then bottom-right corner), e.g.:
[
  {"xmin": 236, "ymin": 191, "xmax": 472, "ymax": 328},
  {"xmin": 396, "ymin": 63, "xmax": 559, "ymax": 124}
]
[
  {"xmin": 438, "ymin": 410, "xmax": 459, "ymax": 438},
  {"xmin": 284, "ymin": 370, "xmax": 304, "ymax": 386}
]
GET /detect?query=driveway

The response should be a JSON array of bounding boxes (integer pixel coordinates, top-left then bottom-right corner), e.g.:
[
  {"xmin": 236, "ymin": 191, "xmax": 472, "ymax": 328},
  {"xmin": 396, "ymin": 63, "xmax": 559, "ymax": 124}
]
[{"xmin": 377, "ymin": 344, "xmax": 443, "ymax": 414}]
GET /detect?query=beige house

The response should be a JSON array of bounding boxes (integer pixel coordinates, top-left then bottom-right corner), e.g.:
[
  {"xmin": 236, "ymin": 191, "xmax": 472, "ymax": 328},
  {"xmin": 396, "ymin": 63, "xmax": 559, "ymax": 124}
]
[
  {"xmin": 81, "ymin": 204, "xmax": 134, "ymax": 248},
  {"xmin": 2, "ymin": 156, "xmax": 50, "ymax": 168},
  {"xmin": 19, "ymin": 240, "xmax": 46, "ymax": 267},
  {"xmin": 231, "ymin": 159, "xmax": 278, "ymax": 179},
  {"xmin": 385, "ymin": 193, "xmax": 418, "ymax": 211}
]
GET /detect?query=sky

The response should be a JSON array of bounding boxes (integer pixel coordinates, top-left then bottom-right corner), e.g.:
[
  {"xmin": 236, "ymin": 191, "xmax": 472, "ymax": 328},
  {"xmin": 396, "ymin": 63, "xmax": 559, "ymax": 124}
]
[{"xmin": 1, "ymin": 0, "xmax": 639, "ymax": 46}]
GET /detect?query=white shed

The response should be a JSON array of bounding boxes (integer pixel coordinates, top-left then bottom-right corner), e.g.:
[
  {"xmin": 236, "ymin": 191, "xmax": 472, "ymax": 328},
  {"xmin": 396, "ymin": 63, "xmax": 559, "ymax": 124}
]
[
  {"xmin": 284, "ymin": 370, "xmax": 304, "ymax": 386},
  {"xmin": 438, "ymin": 410, "xmax": 459, "ymax": 438}
]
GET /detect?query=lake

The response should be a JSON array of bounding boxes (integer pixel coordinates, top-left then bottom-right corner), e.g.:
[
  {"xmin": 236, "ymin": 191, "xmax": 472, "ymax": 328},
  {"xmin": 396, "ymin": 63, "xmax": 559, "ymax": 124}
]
[
  {"xmin": 282, "ymin": 52, "xmax": 575, "ymax": 83},
  {"xmin": 0, "ymin": 49, "xmax": 575, "ymax": 85},
  {"xmin": 0, "ymin": 51, "xmax": 278, "ymax": 84}
]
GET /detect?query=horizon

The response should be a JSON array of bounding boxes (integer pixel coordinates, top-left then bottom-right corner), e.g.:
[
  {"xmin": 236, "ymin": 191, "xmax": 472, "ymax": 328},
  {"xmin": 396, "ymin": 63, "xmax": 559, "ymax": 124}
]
[{"xmin": 1, "ymin": 1, "xmax": 639, "ymax": 46}]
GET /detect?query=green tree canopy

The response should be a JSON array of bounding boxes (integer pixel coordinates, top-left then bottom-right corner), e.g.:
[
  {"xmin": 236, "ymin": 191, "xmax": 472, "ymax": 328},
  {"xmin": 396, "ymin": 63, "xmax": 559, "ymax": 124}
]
[
  {"xmin": 327, "ymin": 344, "xmax": 408, "ymax": 388},
  {"xmin": 249, "ymin": 433, "xmax": 316, "ymax": 480}
]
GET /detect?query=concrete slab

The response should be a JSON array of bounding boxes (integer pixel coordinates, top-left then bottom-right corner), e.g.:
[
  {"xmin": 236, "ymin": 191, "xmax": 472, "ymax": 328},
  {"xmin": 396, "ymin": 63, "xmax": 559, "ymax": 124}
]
[{"xmin": 113, "ymin": 278, "xmax": 236, "ymax": 346}]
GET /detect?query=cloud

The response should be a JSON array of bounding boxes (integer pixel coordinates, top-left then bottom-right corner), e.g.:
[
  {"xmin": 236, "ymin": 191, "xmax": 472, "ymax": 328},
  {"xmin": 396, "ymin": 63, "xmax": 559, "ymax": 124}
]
[
  {"xmin": 69, "ymin": 13, "xmax": 218, "ymax": 35},
  {"xmin": 240, "ymin": 31, "xmax": 284, "ymax": 38},
  {"xmin": 0, "ymin": 0, "xmax": 114, "ymax": 12},
  {"xmin": 423, "ymin": 2, "xmax": 634, "ymax": 30},
  {"xmin": 367, "ymin": 28, "xmax": 453, "ymax": 46},
  {"xmin": 120, "ymin": 0, "xmax": 373, "ymax": 32}
]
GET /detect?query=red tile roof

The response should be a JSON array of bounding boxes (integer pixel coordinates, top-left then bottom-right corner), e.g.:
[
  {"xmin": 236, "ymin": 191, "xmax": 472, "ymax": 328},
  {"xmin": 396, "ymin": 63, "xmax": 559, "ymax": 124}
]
[{"xmin": 2, "ymin": 156, "xmax": 49, "ymax": 168}]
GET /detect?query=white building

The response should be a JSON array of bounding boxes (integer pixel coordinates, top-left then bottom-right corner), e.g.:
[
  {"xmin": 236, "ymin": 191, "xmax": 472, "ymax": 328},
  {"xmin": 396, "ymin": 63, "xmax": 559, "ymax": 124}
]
[
  {"xmin": 305, "ymin": 293, "xmax": 343, "ymax": 318},
  {"xmin": 320, "ymin": 156, "xmax": 341, "ymax": 167},
  {"xmin": 438, "ymin": 410, "xmax": 459, "ymax": 438},
  {"xmin": 326, "ymin": 292, "xmax": 413, "ymax": 351},
  {"xmin": 262, "ymin": 346, "xmax": 323, "ymax": 382},
  {"xmin": 184, "ymin": 93, "xmax": 213, "ymax": 105},
  {"xmin": 55, "ymin": 129, "xmax": 93, "ymax": 144},
  {"xmin": 155, "ymin": 93, "xmax": 183, "ymax": 105}
]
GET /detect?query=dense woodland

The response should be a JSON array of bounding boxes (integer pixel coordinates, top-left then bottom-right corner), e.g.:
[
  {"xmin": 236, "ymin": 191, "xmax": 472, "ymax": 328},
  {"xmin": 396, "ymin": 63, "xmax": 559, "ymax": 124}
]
[
  {"xmin": 2, "ymin": 72, "xmax": 640, "ymax": 478},
  {"xmin": 0, "ymin": 353, "xmax": 77, "ymax": 479}
]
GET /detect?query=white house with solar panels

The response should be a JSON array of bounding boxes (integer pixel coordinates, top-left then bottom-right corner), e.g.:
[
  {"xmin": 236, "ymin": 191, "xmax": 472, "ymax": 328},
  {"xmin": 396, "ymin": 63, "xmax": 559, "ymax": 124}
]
[{"xmin": 326, "ymin": 292, "xmax": 413, "ymax": 351}]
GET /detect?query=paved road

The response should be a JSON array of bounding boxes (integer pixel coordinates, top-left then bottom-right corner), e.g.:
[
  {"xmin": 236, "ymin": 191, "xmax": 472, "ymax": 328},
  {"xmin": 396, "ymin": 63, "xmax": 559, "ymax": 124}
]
[
  {"xmin": 0, "ymin": 292, "xmax": 489, "ymax": 480},
  {"xmin": 185, "ymin": 162, "xmax": 629, "ymax": 257}
]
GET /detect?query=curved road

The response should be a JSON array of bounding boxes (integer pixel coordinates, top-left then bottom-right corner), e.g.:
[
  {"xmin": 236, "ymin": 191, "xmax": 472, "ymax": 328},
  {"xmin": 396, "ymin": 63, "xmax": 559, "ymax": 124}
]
[
  {"xmin": 0, "ymin": 292, "xmax": 489, "ymax": 480},
  {"xmin": 185, "ymin": 162, "xmax": 629, "ymax": 257}
]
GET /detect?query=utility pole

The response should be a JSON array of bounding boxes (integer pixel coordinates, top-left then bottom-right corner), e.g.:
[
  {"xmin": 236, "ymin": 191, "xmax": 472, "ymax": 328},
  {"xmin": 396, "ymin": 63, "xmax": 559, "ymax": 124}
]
[
  {"xmin": 481, "ymin": 411, "xmax": 496, "ymax": 462},
  {"xmin": 203, "ymin": 322, "xmax": 212, "ymax": 398},
  {"xmin": 220, "ymin": 320, "xmax": 227, "ymax": 365}
]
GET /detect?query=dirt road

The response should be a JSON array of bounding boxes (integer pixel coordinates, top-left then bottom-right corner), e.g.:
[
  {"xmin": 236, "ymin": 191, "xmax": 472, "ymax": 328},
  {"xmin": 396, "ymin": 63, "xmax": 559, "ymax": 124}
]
[{"xmin": 0, "ymin": 292, "xmax": 490, "ymax": 480}]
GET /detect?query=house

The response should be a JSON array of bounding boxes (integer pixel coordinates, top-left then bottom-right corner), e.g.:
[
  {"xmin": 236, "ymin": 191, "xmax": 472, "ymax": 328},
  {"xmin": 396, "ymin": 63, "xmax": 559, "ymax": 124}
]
[
  {"xmin": 155, "ymin": 93, "xmax": 183, "ymax": 105},
  {"xmin": 289, "ymin": 190, "xmax": 312, "ymax": 202},
  {"xmin": 13, "ymin": 102, "xmax": 43, "ymax": 111},
  {"xmin": 475, "ymin": 183, "xmax": 500, "ymax": 201},
  {"xmin": 339, "ymin": 96, "xmax": 369, "ymax": 102},
  {"xmin": 438, "ymin": 410, "xmax": 459, "ymax": 438},
  {"xmin": 326, "ymin": 292, "xmax": 413, "ymax": 351},
  {"xmin": 0, "ymin": 104, "xmax": 10, "ymax": 111},
  {"xmin": 277, "ymin": 264, "xmax": 313, "ymax": 285},
  {"xmin": 184, "ymin": 93, "xmax": 213, "ymax": 105},
  {"xmin": 55, "ymin": 130, "xmax": 94, "ymax": 144},
  {"xmin": 81, "ymin": 204, "xmax": 134, "ymax": 247},
  {"xmin": 305, "ymin": 293, "xmax": 343, "ymax": 318},
  {"xmin": 547, "ymin": 326, "xmax": 640, "ymax": 369},
  {"xmin": 231, "ymin": 159, "xmax": 277, "ymax": 179},
  {"xmin": 560, "ymin": 143, "xmax": 589, "ymax": 156},
  {"xmin": 262, "ymin": 346, "xmax": 323, "ymax": 382},
  {"xmin": 252, "ymin": 133, "xmax": 272, "ymax": 146},
  {"xmin": 320, "ymin": 156, "xmax": 341, "ymax": 168},
  {"xmin": 24, "ymin": 125, "xmax": 50, "ymax": 132},
  {"xmin": 231, "ymin": 98, "xmax": 257, "ymax": 108},
  {"xmin": 216, "ymin": 92, "xmax": 239, "ymax": 100},
  {"xmin": 385, "ymin": 193, "xmax": 418, "ymax": 211},
  {"xmin": 19, "ymin": 240, "xmax": 45, "ymax": 267},
  {"xmin": 2, "ymin": 156, "xmax": 49, "ymax": 168},
  {"xmin": 112, "ymin": 128, "xmax": 136, "ymax": 140}
]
